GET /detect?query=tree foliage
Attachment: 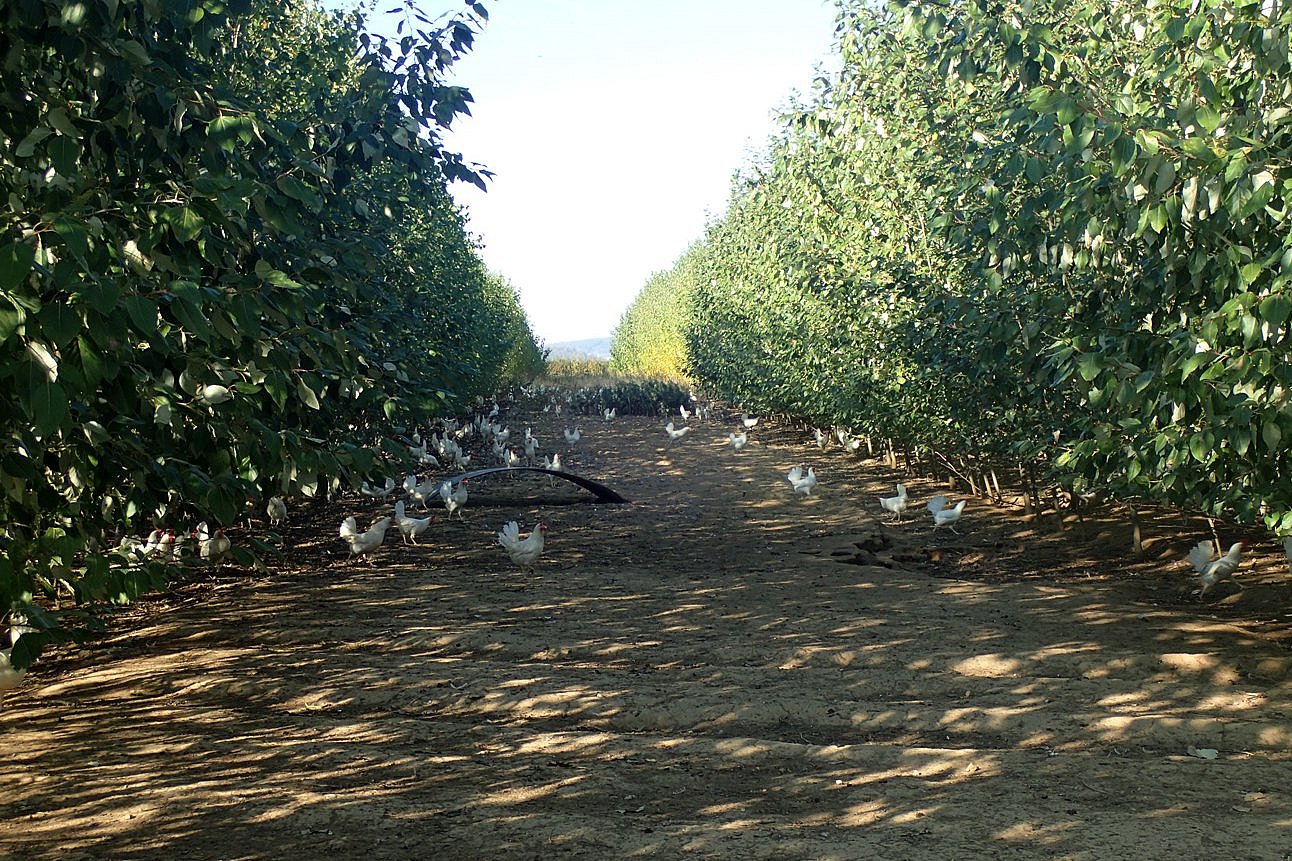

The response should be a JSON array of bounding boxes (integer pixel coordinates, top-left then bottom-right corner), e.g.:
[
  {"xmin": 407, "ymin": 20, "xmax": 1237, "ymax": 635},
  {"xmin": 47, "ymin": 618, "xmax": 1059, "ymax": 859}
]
[
  {"xmin": 677, "ymin": 0, "xmax": 1291, "ymax": 536},
  {"xmin": 609, "ymin": 244, "xmax": 699, "ymax": 380},
  {"xmin": 0, "ymin": 0, "xmax": 541, "ymax": 662}
]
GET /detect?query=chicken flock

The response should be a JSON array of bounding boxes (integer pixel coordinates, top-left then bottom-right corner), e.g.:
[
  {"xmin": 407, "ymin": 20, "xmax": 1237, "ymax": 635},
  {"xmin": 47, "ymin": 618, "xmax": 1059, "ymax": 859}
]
[
  {"xmin": 110, "ymin": 391, "xmax": 1271, "ymax": 607},
  {"xmin": 3, "ymin": 384, "xmax": 1279, "ymax": 700}
]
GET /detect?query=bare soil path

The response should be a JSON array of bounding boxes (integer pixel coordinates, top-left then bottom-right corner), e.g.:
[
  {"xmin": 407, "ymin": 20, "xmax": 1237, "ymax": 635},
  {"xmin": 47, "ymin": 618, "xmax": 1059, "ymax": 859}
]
[{"xmin": 2, "ymin": 407, "xmax": 1290, "ymax": 860}]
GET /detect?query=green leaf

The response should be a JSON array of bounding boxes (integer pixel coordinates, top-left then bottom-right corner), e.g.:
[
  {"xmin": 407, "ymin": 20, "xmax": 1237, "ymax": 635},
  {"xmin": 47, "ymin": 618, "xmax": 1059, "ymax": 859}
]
[
  {"xmin": 1195, "ymin": 105, "xmax": 1222, "ymax": 133},
  {"xmin": 47, "ymin": 136, "xmax": 81, "ymax": 176},
  {"xmin": 1263, "ymin": 421, "xmax": 1283, "ymax": 452},
  {"xmin": 297, "ymin": 378, "xmax": 320, "ymax": 410},
  {"xmin": 79, "ymin": 278, "xmax": 120, "ymax": 315},
  {"xmin": 53, "ymin": 218, "xmax": 89, "ymax": 261},
  {"xmin": 1189, "ymin": 433, "xmax": 1212, "ymax": 463},
  {"xmin": 29, "ymin": 379, "xmax": 69, "ymax": 437},
  {"xmin": 78, "ymin": 336, "xmax": 103, "ymax": 389},
  {"xmin": 0, "ymin": 242, "xmax": 35, "ymax": 291},
  {"xmin": 45, "ymin": 106, "xmax": 79, "ymax": 138},
  {"xmin": 38, "ymin": 304, "xmax": 81, "ymax": 347},
  {"xmin": 14, "ymin": 127, "xmax": 52, "ymax": 158},
  {"xmin": 254, "ymin": 261, "xmax": 301, "ymax": 290},
  {"xmin": 1154, "ymin": 161, "xmax": 1176, "ymax": 195},
  {"xmin": 276, "ymin": 176, "xmax": 323, "ymax": 212},
  {"xmin": 1258, "ymin": 294, "xmax": 1291, "ymax": 326},
  {"xmin": 124, "ymin": 296, "xmax": 158, "ymax": 335},
  {"xmin": 0, "ymin": 299, "xmax": 26, "ymax": 341},
  {"xmin": 264, "ymin": 372, "xmax": 288, "ymax": 410},
  {"xmin": 1077, "ymin": 353, "xmax": 1101, "ymax": 381},
  {"xmin": 1148, "ymin": 205, "xmax": 1168, "ymax": 234},
  {"xmin": 170, "ymin": 296, "xmax": 212, "ymax": 340},
  {"xmin": 162, "ymin": 207, "xmax": 204, "ymax": 243}
]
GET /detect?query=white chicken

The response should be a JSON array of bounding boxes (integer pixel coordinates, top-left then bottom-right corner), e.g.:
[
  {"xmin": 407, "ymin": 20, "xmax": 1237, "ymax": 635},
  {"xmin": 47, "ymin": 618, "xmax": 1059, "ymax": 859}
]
[
  {"xmin": 879, "ymin": 483, "xmax": 909, "ymax": 522},
  {"xmin": 440, "ymin": 478, "xmax": 469, "ymax": 521},
  {"xmin": 506, "ymin": 448, "xmax": 522, "ymax": 468},
  {"xmin": 408, "ymin": 438, "xmax": 439, "ymax": 467},
  {"xmin": 154, "ymin": 530, "xmax": 180, "ymax": 563},
  {"xmin": 563, "ymin": 426, "xmax": 582, "ymax": 446},
  {"xmin": 339, "ymin": 515, "xmax": 392, "ymax": 561},
  {"xmin": 0, "ymin": 616, "xmax": 31, "ymax": 692},
  {"xmin": 498, "ymin": 520, "xmax": 547, "ymax": 571},
  {"xmin": 728, "ymin": 431, "xmax": 748, "ymax": 451},
  {"xmin": 194, "ymin": 522, "xmax": 231, "ymax": 562},
  {"xmin": 361, "ymin": 477, "xmax": 397, "ymax": 499},
  {"xmin": 664, "ymin": 421, "xmax": 692, "ymax": 441},
  {"xmin": 404, "ymin": 474, "xmax": 438, "ymax": 509},
  {"xmin": 524, "ymin": 436, "xmax": 539, "ymax": 464},
  {"xmin": 0, "ymin": 649, "xmax": 23, "ymax": 692},
  {"xmin": 267, "ymin": 496, "xmax": 287, "ymax": 527},
  {"xmin": 787, "ymin": 466, "xmax": 817, "ymax": 496},
  {"xmin": 544, "ymin": 452, "xmax": 563, "ymax": 472},
  {"xmin": 928, "ymin": 496, "xmax": 966, "ymax": 532},
  {"xmin": 393, "ymin": 500, "xmax": 434, "ymax": 544},
  {"xmin": 741, "ymin": 414, "xmax": 759, "ymax": 429},
  {"xmin": 603, "ymin": 407, "xmax": 617, "ymax": 422},
  {"xmin": 121, "ymin": 528, "xmax": 164, "ymax": 560},
  {"xmin": 1188, "ymin": 540, "xmax": 1246, "ymax": 598},
  {"xmin": 680, "ymin": 403, "xmax": 692, "ymax": 420},
  {"xmin": 813, "ymin": 428, "xmax": 828, "ymax": 450}
]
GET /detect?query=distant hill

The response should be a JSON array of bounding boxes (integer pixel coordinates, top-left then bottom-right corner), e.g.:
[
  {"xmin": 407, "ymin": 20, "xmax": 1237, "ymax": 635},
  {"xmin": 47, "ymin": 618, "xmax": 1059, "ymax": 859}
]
[{"xmin": 546, "ymin": 337, "xmax": 612, "ymax": 360}]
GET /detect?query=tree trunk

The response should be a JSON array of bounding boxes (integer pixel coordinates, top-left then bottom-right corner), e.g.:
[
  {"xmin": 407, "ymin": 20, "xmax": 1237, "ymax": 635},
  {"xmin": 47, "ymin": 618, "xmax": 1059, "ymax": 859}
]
[{"xmin": 1125, "ymin": 503, "xmax": 1143, "ymax": 556}]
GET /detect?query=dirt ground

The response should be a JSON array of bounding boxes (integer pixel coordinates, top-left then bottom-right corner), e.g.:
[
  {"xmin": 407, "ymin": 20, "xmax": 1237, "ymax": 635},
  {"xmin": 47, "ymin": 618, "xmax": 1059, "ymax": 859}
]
[{"xmin": 2, "ymin": 404, "xmax": 1291, "ymax": 860}]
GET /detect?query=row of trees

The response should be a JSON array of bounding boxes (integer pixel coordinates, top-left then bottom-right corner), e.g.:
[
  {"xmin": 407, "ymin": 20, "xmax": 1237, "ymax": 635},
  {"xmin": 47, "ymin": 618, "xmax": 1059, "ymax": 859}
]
[
  {"xmin": 613, "ymin": 0, "xmax": 1291, "ymax": 538},
  {"xmin": 0, "ymin": 0, "xmax": 543, "ymax": 660},
  {"xmin": 608, "ymin": 244, "xmax": 699, "ymax": 380}
]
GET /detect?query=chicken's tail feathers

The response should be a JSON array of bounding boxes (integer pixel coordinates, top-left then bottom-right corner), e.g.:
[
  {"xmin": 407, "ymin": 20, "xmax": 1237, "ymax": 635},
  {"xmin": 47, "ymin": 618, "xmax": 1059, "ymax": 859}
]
[
  {"xmin": 498, "ymin": 520, "xmax": 520, "ymax": 548},
  {"xmin": 787, "ymin": 466, "xmax": 803, "ymax": 482},
  {"xmin": 1186, "ymin": 540, "xmax": 1215, "ymax": 573},
  {"xmin": 395, "ymin": 500, "xmax": 406, "ymax": 520},
  {"xmin": 340, "ymin": 516, "xmax": 358, "ymax": 540},
  {"xmin": 927, "ymin": 494, "xmax": 948, "ymax": 514}
]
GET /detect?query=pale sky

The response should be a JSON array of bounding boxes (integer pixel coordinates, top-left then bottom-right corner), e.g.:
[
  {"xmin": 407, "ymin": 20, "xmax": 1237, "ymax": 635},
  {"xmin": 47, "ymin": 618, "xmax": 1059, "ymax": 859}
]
[{"xmin": 411, "ymin": 1, "xmax": 841, "ymax": 343}]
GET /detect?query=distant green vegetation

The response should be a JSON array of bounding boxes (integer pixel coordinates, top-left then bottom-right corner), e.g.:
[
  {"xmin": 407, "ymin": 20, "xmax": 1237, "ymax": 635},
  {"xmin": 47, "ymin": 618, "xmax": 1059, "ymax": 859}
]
[
  {"xmin": 544, "ymin": 358, "xmax": 613, "ymax": 378},
  {"xmin": 609, "ymin": 245, "xmax": 698, "ymax": 380},
  {"xmin": 522, "ymin": 379, "xmax": 691, "ymax": 418}
]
